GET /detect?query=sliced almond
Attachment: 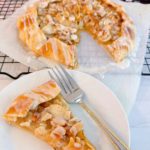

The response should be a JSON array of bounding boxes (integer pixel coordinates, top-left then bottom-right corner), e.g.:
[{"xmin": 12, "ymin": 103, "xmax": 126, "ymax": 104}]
[
  {"xmin": 42, "ymin": 24, "xmax": 55, "ymax": 35},
  {"xmin": 71, "ymin": 34, "xmax": 78, "ymax": 41},
  {"xmin": 20, "ymin": 120, "xmax": 31, "ymax": 127},
  {"xmin": 50, "ymin": 126, "xmax": 66, "ymax": 139},
  {"xmin": 34, "ymin": 124, "xmax": 47, "ymax": 135},
  {"xmin": 41, "ymin": 111, "xmax": 52, "ymax": 122},
  {"xmin": 53, "ymin": 117, "xmax": 67, "ymax": 126},
  {"xmin": 70, "ymin": 122, "xmax": 83, "ymax": 136}
]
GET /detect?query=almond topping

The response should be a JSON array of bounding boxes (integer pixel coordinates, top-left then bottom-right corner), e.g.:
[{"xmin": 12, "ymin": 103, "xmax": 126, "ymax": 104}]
[
  {"xmin": 70, "ymin": 122, "xmax": 83, "ymax": 136},
  {"xmin": 53, "ymin": 117, "xmax": 67, "ymax": 126},
  {"xmin": 50, "ymin": 126, "xmax": 66, "ymax": 139},
  {"xmin": 34, "ymin": 124, "xmax": 47, "ymax": 135},
  {"xmin": 20, "ymin": 120, "xmax": 31, "ymax": 127},
  {"xmin": 41, "ymin": 111, "xmax": 52, "ymax": 121},
  {"xmin": 71, "ymin": 34, "xmax": 78, "ymax": 41}
]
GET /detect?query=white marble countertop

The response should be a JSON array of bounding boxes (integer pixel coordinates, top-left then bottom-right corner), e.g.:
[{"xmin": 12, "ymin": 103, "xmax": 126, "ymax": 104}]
[{"xmin": 129, "ymin": 76, "xmax": 150, "ymax": 150}]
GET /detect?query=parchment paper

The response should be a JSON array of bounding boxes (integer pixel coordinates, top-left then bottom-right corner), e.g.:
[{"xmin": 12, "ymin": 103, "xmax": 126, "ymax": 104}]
[{"xmin": 0, "ymin": 0, "xmax": 149, "ymax": 74}]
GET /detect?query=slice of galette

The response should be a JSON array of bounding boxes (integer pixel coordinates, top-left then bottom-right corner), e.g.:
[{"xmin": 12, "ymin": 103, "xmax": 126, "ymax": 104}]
[{"xmin": 3, "ymin": 80, "xmax": 95, "ymax": 150}]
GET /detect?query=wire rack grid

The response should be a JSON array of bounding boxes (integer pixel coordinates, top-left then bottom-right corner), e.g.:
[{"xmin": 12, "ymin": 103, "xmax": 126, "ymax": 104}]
[
  {"xmin": 0, "ymin": 0, "xmax": 149, "ymax": 79},
  {"xmin": 0, "ymin": 0, "xmax": 32, "ymax": 79},
  {"xmin": 142, "ymin": 29, "xmax": 150, "ymax": 75}
]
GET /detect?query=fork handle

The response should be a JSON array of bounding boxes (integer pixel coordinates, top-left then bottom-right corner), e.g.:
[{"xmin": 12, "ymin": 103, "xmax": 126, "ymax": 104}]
[{"xmin": 79, "ymin": 102, "xmax": 130, "ymax": 150}]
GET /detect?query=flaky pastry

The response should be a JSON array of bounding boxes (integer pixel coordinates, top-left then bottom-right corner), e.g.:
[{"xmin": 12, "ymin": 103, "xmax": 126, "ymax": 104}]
[{"xmin": 4, "ymin": 80, "xmax": 95, "ymax": 150}]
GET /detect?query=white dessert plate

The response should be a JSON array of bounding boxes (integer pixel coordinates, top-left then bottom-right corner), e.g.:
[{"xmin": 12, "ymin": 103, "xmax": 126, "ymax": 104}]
[{"xmin": 0, "ymin": 69, "xmax": 130, "ymax": 150}]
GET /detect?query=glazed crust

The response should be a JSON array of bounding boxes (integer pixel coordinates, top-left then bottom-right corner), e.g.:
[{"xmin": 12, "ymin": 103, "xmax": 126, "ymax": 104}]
[
  {"xmin": 82, "ymin": 0, "xmax": 135, "ymax": 62},
  {"xmin": 3, "ymin": 80, "xmax": 95, "ymax": 150},
  {"xmin": 17, "ymin": 6, "xmax": 78, "ymax": 69},
  {"xmin": 4, "ymin": 81, "xmax": 61, "ymax": 121},
  {"xmin": 103, "ymin": 0, "xmax": 135, "ymax": 62},
  {"xmin": 17, "ymin": 0, "xmax": 135, "ymax": 66}
]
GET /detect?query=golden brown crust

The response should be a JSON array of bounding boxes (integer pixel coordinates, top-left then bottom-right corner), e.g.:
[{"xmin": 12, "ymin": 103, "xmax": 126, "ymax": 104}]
[
  {"xmin": 82, "ymin": 0, "xmax": 135, "ymax": 62},
  {"xmin": 3, "ymin": 81, "xmax": 95, "ymax": 150},
  {"xmin": 103, "ymin": 0, "xmax": 135, "ymax": 62},
  {"xmin": 4, "ymin": 81, "xmax": 61, "ymax": 121},
  {"xmin": 17, "ymin": 5, "xmax": 78, "ymax": 69}
]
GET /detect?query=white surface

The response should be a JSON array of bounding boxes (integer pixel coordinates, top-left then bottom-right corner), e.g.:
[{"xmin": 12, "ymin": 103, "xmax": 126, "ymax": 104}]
[
  {"xmin": 0, "ymin": 80, "xmax": 12, "ymax": 91},
  {"xmin": 129, "ymin": 76, "xmax": 150, "ymax": 150},
  {"xmin": 0, "ymin": 69, "xmax": 129, "ymax": 150},
  {"xmin": 95, "ymin": 73, "xmax": 141, "ymax": 113},
  {"xmin": 0, "ymin": 0, "xmax": 149, "ymax": 73}
]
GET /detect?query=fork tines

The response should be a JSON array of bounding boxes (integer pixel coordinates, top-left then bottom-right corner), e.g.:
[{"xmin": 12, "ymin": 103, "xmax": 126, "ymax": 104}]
[{"xmin": 48, "ymin": 65, "xmax": 78, "ymax": 95}]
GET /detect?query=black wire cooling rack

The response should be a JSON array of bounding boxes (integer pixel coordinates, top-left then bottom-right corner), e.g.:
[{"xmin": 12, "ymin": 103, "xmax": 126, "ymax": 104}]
[
  {"xmin": 0, "ymin": 0, "xmax": 149, "ymax": 79},
  {"xmin": 142, "ymin": 29, "xmax": 150, "ymax": 76},
  {"xmin": 0, "ymin": 0, "xmax": 32, "ymax": 79}
]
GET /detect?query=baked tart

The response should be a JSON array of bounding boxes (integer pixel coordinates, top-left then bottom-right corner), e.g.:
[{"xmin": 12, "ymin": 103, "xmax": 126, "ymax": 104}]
[
  {"xmin": 3, "ymin": 80, "xmax": 95, "ymax": 150},
  {"xmin": 17, "ymin": 0, "xmax": 135, "ymax": 68}
]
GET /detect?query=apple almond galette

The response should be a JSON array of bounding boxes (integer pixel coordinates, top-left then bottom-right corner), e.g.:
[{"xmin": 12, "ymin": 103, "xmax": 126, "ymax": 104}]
[
  {"xmin": 17, "ymin": 0, "xmax": 135, "ymax": 68},
  {"xmin": 3, "ymin": 80, "xmax": 95, "ymax": 150}
]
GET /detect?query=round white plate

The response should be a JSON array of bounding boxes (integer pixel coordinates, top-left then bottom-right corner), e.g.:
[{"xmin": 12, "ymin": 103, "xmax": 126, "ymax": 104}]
[{"xmin": 0, "ymin": 69, "xmax": 130, "ymax": 150}]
